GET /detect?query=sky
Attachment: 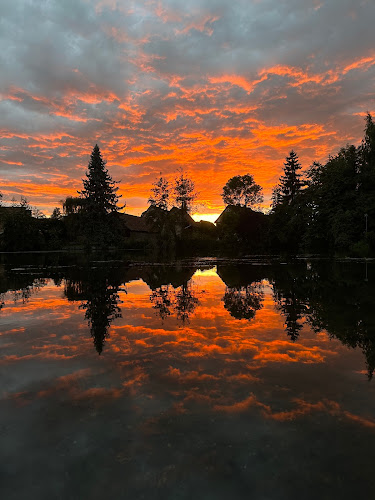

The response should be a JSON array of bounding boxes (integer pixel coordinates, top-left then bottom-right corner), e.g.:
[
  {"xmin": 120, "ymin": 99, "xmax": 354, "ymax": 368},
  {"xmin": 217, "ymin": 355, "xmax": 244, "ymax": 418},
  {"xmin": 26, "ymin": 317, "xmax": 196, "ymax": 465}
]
[{"xmin": 1, "ymin": 0, "xmax": 375, "ymax": 221}]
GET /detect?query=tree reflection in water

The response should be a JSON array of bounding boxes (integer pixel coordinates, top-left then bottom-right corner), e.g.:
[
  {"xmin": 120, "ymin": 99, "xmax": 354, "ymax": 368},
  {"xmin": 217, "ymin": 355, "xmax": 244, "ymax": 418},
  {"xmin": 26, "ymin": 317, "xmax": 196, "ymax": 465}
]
[
  {"xmin": 3, "ymin": 257, "xmax": 374, "ymax": 378},
  {"xmin": 150, "ymin": 280, "xmax": 199, "ymax": 325},
  {"xmin": 65, "ymin": 269, "xmax": 124, "ymax": 354},
  {"xmin": 174, "ymin": 282, "xmax": 199, "ymax": 324},
  {"xmin": 223, "ymin": 283, "xmax": 264, "ymax": 321},
  {"xmin": 274, "ymin": 288, "xmax": 307, "ymax": 341},
  {"xmin": 272, "ymin": 261, "xmax": 375, "ymax": 379},
  {"xmin": 0, "ymin": 277, "xmax": 48, "ymax": 309},
  {"xmin": 150, "ymin": 284, "xmax": 173, "ymax": 322},
  {"xmin": 79, "ymin": 280, "xmax": 123, "ymax": 354}
]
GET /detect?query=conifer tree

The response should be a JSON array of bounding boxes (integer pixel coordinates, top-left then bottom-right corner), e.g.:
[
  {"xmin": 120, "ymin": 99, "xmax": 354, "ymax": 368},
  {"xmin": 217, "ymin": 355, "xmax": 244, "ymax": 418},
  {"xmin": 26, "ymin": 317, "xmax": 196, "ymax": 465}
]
[
  {"xmin": 280, "ymin": 150, "xmax": 302, "ymax": 204},
  {"xmin": 79, "ymin": 144, "xmax": 122, "ymax": 217},
  {"xmin": 361, "ymin": 113, "xmax": 375, "ymax": 168},
  {"xmin": 78, "ymin": 145, "xmax": 124, "ymax": 247}
]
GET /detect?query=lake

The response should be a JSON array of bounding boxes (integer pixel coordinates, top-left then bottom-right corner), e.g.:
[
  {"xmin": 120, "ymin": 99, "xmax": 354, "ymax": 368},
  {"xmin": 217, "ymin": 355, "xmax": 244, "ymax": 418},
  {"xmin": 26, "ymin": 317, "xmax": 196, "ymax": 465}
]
[{"xmin": 1, "ymin": 255, "xmax": 375, "ymax": 499}]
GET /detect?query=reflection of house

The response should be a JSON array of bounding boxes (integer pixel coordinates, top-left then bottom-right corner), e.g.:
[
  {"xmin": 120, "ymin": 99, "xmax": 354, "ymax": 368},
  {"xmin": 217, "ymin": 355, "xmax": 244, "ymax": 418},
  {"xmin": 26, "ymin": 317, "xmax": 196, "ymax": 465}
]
[
  {"xmin": 0, "ymin": 206, "xmax": 32, "ymax": 234},
  {"xmin": 120, "ymin": 213, "xmax": 158, "ymax": 241}
]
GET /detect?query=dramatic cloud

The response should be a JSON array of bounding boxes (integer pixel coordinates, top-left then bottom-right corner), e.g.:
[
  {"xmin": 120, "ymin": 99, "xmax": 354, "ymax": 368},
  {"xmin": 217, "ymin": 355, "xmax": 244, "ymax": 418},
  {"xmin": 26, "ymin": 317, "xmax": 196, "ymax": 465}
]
[{"xmin": 1, "ymin": 0, "xmax": 374, "ymax": 218}]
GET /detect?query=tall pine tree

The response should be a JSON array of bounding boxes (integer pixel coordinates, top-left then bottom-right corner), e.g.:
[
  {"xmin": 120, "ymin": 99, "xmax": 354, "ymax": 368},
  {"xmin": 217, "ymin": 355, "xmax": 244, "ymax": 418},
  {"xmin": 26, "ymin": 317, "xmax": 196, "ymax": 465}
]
[
  {"xmin": 78, "ymin": 145, "xmax": 124, "ymax": 247},
  {"xmin": 280, "ymin": 150, "xmax": 302, "ymax": 204},
  {"xmin": 79, "ymin": 144, "xmax": 122, "ymax": 217}
]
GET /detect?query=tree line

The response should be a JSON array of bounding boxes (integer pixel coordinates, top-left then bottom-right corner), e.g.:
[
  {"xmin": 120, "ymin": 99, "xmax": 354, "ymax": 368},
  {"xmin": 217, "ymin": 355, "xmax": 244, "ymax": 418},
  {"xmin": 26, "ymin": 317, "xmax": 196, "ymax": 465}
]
[{"xmin": 0, "ymin": 114, "xmax": 374, "ymax": 255}]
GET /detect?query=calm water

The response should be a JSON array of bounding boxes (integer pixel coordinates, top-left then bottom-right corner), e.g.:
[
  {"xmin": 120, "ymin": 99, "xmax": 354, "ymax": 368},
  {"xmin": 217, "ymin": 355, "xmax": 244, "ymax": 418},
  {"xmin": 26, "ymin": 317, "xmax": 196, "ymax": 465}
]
[{"xmin": 1, "ymin": 255, "xmax": 375, "ymax": 499}]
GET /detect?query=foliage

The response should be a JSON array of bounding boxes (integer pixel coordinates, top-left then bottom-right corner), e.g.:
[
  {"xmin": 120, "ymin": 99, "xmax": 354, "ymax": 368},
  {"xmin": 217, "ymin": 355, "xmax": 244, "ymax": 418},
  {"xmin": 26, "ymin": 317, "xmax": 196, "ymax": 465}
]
[
  {"xmin": 222, "ymin": 174, "xmax": 263, "ymax": 208},
  {"xmin": 51, "ymin": 207, "xmax": 62, "ymax": 220},
  {"xmin": 216, "ymin": 206, "xmax": 268, "ymax": 253},
  {"xmin": 0, "ymin": 203, "xmax": 42, "ymax": 251},
  {"xmin": 62, "ymin": 196, "xmax": 86, "ymax": 215},
  {"xmin": 77, "ymin": 144, "xmax": 125, "ymax": 248},
  {"xmin": 173, "ymin": 171, "xmax": 197, "ymax": 213},
  {"xmin": 79, "ymin": 144, "xmax": 123, "ymax": 216},
  {"xmin": 223, "ymin": 283, "xmax": 264, "ymax": 320},
  {"xmin": 279, "ymin": 150, "xmax": 303, "ymax": 205},
  {"xmin": 148, "ymin": 176, "xmax": 170, "ymax": 210}
]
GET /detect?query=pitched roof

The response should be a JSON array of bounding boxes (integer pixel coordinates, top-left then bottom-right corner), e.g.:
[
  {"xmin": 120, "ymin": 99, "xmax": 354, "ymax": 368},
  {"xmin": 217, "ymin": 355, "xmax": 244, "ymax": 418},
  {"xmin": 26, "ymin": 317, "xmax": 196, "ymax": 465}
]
[
  {"xmin": 120, "ymin": 213, "xmax": 156, "ymax": 233},
  {"xmin": 215, "ymin": 205, "xmax": 263, "ymax": 224},
  {"xmin": 169, "ymin": 207, "xmax": 195, "ymax": 226}
]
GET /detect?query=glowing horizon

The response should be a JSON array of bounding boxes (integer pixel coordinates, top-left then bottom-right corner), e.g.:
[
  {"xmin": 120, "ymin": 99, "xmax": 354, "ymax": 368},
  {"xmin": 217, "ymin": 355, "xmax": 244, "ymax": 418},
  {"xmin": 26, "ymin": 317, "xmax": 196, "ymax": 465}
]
[{"xmin": 1, "ymin": 0, "xmax": 374, "ymax": 217}]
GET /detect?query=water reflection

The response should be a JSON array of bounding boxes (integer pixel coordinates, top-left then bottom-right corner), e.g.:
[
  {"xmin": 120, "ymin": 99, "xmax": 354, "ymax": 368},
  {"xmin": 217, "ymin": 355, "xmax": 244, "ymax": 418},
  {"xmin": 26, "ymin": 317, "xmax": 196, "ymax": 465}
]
[
  {"xmin": 222, "ymin": 284, "xmax": 264, "ymax": 321},
  {"xmin": 1, "ymin": 258, "xmax": 375, "ymax": 374},
  {"xmin": 64, "ymin": 271, "xmax": 124, "ymax": 354},
  {"xmin": 2, "ymin": 258, "xmax": 375, "ymax": 498},
  {"xmin": 149, "ymin": 276, "xmax": 200, "ymax": 325},
  {"xmin": 150, "ymin": 284, "xmax": 173, "ymax": 321},
  {"xmin": 271, "ymin": 261, "xmax": 375, "ymax": 378}
]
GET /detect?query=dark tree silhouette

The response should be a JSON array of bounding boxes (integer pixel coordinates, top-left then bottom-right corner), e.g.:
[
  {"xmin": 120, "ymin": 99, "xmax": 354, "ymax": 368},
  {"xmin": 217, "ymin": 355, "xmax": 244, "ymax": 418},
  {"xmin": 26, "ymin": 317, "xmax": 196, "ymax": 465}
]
[
  {"xmin": 79, "ymin": 144, "xmax": 123, "ymax": 216},
  {"xmin": 148, "ymin": 176, "xmax": 170, "ymax": 210},
  {"xmin": 78, "ymin": 145, "xmax": 125, "ymax": 246},
  {"xmin": 222, "ymin": 174, "xmax": 263, "ymax": 208},
  {"xmin": 361, "ymin": 113, "xmax": 375, "ymax": 168},
  {"xmin": 279, "ymin": 150, "xmax": 302, "ymax": 205},
  {"xmin": 173, "ymin": 172, "xmax": 196, "ymax": 213},
  {"xmin": 62, "ymin": 196, "xmax": 87, "ymax": 215}
]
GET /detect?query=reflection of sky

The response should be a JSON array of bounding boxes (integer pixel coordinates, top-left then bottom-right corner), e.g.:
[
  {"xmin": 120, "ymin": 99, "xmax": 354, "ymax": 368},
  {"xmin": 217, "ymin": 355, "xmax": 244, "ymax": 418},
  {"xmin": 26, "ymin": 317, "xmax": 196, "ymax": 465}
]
[{"xmin": 1, "ymin": 268, "xmax": 375, "ymax": 498}]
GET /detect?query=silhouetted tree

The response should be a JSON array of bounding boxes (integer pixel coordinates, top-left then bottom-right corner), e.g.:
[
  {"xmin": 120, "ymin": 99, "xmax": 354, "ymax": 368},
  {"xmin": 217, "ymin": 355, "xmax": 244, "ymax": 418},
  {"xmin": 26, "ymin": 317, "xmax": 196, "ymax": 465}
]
[
  {"xmin": 361, "ymin": 113, "xmax": 375, "ymax": 169},
  {"xmin": 222, "ymin": 174, "xmax": 263, "ymax": 208},
  {"xmin": 62, "ymin": 196, "xmax": 87, "ymax": 215},
  {"xmin": 78, "ymin": 145, "xmax": 125, "ymax": 247},
  {"xmin": 173, "ymin": 171, "xmax": 197, "ymax": 213},
  {"xmin": 271, "ymin": 185, "xmax": 282, "ymax": 211},
  {"xmin": 51, "ymin": 207, "xmax": 62, "ymax": 220},
  {"xmin": 279, "ymin": 150, "xmax": 302, "ymax": 205},
  {"xmin": 79, "ymin": 145, "xmax": 123, "ymax": 217},
  {"xmin": 148, "ymin": 176, "xmax": 170, "ymax": 210}
]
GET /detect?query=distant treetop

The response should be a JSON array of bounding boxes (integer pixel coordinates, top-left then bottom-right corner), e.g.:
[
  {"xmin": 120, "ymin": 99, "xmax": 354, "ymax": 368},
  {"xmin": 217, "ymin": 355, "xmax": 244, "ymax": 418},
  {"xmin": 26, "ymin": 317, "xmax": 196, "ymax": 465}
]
[{"xmin": 222, "ymin": 174, "xmax": 263, "ymax": 208}]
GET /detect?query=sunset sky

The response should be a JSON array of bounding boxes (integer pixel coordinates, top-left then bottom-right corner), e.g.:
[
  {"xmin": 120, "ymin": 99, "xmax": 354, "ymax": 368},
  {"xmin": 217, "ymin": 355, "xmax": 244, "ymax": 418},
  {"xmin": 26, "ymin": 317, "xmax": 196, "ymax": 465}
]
[{"xmin": 1, "ymin": 0, "xmax": 374, "ymax": 221}]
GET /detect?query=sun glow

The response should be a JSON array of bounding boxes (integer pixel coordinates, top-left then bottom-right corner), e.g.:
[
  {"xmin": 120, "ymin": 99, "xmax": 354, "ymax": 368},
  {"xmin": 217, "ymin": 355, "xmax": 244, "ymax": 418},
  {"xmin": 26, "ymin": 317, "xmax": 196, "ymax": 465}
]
[{"xmin": 192, "ymin": 212, "xmax": 220, "ymax": 224}]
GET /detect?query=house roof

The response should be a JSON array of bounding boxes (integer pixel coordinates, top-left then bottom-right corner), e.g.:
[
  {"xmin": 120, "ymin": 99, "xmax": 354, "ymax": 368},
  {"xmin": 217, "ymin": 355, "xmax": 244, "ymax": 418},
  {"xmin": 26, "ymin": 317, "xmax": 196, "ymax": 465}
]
[
  {"xmin": 215, "ymin": 205, "xmax": 263, "ymax": 224},
  {"xmin": 120, "ymin": 213, "xmax": 156, "ymax": 233},
  {"xmin": 169, "ymin": 207, "xmax": 195, "ymax": 226}
]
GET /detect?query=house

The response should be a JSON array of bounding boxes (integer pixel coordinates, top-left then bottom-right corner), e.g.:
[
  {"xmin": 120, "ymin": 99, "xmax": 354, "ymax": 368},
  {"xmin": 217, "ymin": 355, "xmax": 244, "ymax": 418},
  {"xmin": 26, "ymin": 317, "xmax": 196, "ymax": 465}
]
[
  {"xmin": 141, "ymin": 206, "xmax": 196, "ymax": 238},
  {"xmin": 215, "ymin": 205, "xmax": 267, "ymax": 252},
  {"xmin": 119, "ymin": 213, "xmax": 158, "ymax": 241}
]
